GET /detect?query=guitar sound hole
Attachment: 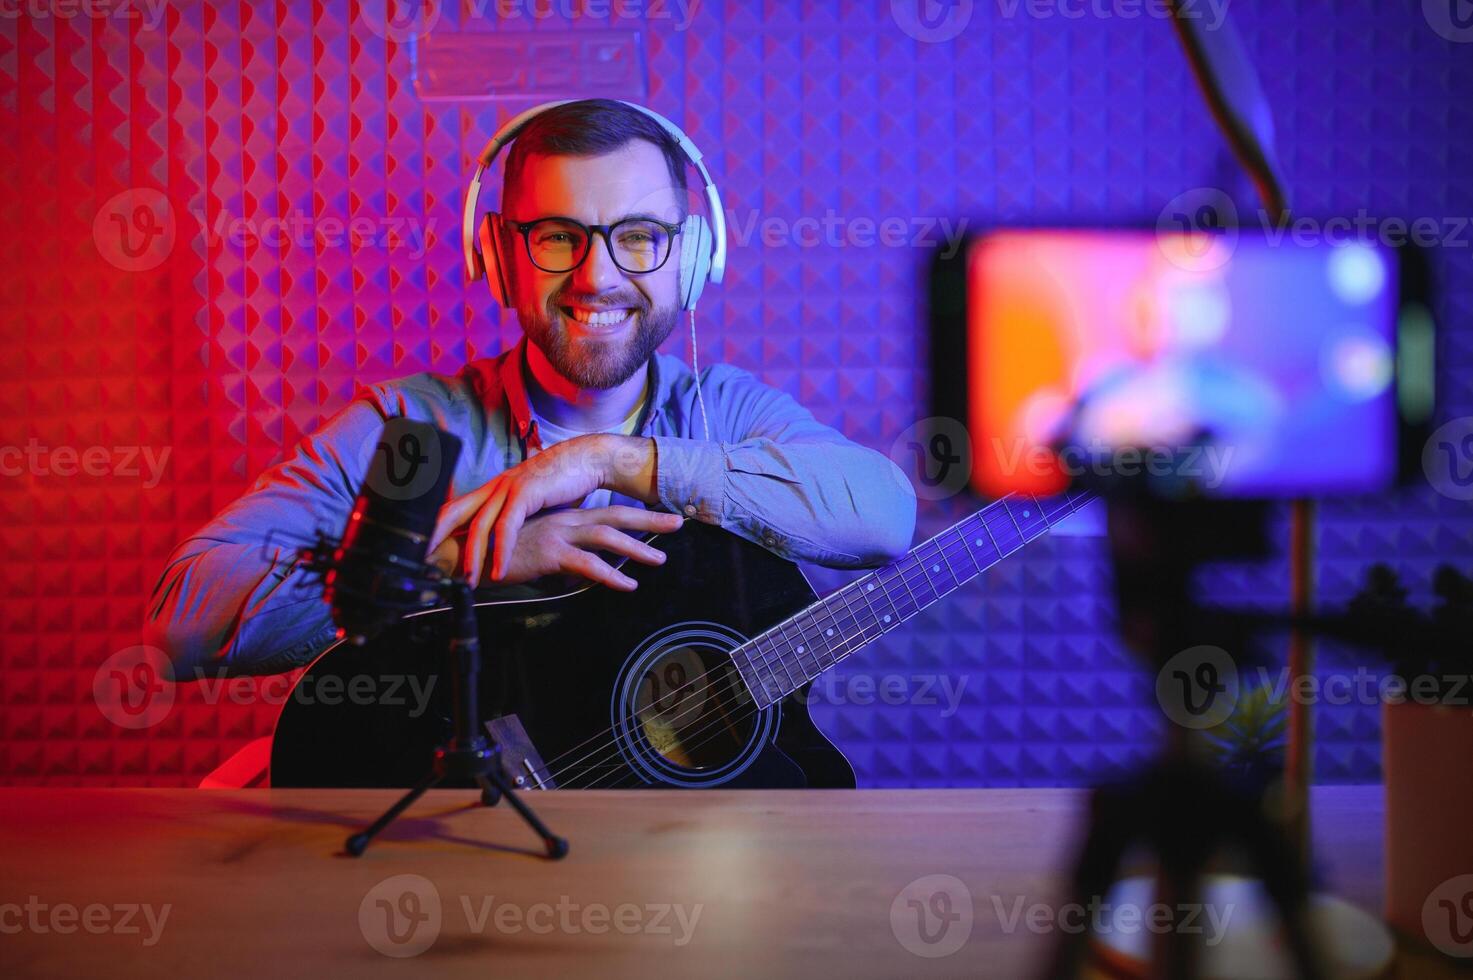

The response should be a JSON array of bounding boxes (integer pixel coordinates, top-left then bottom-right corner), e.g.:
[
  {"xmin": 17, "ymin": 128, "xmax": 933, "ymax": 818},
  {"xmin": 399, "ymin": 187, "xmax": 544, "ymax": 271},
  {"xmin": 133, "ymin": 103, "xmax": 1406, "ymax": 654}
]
[{"xmin": 631, "ymin": 644, "xmax": 757, "ymax": 774}]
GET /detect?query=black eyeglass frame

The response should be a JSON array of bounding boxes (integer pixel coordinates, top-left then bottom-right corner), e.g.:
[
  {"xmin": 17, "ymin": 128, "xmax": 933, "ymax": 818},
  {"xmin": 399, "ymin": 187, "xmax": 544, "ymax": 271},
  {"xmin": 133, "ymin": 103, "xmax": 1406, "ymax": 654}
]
[{"xmin": 507, "ymin": 215, "xmax": 685, "ymax": 275}]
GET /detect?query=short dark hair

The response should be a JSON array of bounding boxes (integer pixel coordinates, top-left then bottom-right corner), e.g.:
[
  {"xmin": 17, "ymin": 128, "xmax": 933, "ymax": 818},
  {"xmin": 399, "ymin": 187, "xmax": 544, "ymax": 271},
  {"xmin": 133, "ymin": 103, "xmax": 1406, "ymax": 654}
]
[{"xmin": 500, "ymin": 99, "xmax": 689, "ymax": 215}]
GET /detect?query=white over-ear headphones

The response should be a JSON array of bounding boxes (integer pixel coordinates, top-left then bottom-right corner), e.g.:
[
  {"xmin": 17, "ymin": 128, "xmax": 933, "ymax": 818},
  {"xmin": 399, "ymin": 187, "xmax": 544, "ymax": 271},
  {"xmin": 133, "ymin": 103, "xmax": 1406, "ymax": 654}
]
[{"xmin": 461, "ymin": 100, "xmax": 727, "ymax": 312}]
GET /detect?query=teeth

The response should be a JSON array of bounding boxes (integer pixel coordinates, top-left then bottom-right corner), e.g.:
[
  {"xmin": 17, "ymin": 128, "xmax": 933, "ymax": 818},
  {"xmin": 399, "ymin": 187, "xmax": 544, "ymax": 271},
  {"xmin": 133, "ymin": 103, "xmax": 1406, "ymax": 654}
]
[{"xmin": 568, "ymin": 308, "xmax": 633, "ymax": 326}]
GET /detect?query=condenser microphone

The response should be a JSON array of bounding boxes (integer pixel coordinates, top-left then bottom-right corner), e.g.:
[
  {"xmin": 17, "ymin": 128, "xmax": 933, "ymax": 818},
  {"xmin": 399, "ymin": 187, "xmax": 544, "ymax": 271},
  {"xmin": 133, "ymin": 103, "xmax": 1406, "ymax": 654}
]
[{"xmin": 321, "ymin": 418, "xmax": 463, "ymax": 644}]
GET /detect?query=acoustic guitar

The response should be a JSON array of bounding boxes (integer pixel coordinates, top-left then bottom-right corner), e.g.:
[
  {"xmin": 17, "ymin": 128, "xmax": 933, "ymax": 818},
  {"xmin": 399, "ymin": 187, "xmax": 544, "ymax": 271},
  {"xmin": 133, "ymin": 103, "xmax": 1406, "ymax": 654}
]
[{"xmin": 269, "ymin": 490, "xmax": 1092, "ymax": 789}]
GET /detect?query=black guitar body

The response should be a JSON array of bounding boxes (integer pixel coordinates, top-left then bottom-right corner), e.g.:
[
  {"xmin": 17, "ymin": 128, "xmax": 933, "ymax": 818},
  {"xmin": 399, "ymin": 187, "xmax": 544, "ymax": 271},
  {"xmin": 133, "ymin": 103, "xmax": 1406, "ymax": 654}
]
[{"xmin": 269, "ymin": 520, "xmax": 857, "ymax": 790}]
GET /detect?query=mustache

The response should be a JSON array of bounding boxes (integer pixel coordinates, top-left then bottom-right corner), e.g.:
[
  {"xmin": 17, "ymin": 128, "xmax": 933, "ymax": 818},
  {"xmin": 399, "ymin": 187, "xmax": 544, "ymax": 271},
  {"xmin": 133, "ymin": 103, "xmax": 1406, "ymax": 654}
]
[{"xmin": 550, "ymin": 291, "xmax": 651, "ymax": 314}]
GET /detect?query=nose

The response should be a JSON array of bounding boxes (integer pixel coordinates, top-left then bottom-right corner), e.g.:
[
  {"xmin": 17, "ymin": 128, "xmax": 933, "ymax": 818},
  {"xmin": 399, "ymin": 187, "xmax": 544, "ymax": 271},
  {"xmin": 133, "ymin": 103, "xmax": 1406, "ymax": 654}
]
[{"xmin": 569, "ymin": 230, "xmax": 626, "ymax": 295}]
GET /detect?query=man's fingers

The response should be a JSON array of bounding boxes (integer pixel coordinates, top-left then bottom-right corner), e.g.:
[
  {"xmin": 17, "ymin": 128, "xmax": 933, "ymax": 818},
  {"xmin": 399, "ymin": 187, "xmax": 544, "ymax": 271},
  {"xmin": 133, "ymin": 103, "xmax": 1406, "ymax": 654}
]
[
  {"xmin": 563, "ymin": 548, "xmax": 637, "ymax": 591},
  {"xmin": 490, "ymin": 494, "xmax": 530, "ymax": 582},
  {"xmin": 431, "ymin": 484, "xmax": 491, "ymax": 551},
  {"xmin": 465, "ymin": 484, "xmax": 509, "ymax": 585},
  {"xmin": 578, "ymin": 505, "xmax": 686, "ymax": 533},
  {"xmin": 577, "ymin": 524, "xmax": 667, "ymax": 566}
]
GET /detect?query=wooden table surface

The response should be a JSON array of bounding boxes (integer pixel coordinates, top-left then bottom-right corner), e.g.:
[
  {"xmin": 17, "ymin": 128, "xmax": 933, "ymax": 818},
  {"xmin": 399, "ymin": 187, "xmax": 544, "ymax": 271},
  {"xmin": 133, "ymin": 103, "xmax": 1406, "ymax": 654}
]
[{"xmin": 0, "ymin": 784, "xmax": 1447, "ymax": 979}]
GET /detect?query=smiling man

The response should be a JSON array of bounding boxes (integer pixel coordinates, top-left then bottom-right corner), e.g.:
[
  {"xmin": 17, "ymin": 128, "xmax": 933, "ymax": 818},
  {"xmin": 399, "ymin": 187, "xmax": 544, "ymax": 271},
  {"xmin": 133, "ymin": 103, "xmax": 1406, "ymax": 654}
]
[{"xmin": 145, "ymin": 99, "xmax": 916, "ymax": 678}]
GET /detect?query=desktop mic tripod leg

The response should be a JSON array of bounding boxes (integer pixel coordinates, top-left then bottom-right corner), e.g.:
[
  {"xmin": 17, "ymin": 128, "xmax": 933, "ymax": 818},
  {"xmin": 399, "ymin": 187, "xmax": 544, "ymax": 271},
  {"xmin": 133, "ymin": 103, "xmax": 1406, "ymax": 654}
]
[{"xmin": 346, "ymin": 770, "xmax": 441, "ymax": 857}]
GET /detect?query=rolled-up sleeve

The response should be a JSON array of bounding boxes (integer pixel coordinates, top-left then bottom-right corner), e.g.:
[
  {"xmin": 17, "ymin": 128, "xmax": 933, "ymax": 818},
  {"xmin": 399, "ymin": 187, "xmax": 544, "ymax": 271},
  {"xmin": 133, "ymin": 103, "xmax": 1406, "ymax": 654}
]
[
  {"xmin": 143, "ymin": 397, "xmax": 388, "ymax": 679},
  {"xmin": 653, "ymin": 367, "xmax": 916, "ymax": 568}
]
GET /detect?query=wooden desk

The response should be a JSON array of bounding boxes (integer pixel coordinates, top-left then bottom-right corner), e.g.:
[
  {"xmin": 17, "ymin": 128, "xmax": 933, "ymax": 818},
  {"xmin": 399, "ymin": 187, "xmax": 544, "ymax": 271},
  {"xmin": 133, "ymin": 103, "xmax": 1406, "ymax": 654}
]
[{"xmin": 0, "ymin": 785, "xmax": 1449, "ymax": 978}]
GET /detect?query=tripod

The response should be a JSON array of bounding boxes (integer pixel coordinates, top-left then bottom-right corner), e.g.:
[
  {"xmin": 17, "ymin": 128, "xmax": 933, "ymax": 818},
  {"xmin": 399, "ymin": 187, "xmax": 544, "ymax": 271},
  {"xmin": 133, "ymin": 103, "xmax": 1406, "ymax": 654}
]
[
  {"xmin": 345, "ymin": 577, "xmax": 568, "ymax": 859},
  {"xmin": 1043, "ymin": 493, "xmax": 1326, "ymax": 979}
]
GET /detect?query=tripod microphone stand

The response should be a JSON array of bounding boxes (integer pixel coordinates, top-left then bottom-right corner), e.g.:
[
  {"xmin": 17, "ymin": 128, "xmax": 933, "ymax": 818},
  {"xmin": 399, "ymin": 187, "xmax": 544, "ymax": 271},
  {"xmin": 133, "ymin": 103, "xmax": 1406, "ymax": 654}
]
[{"xmin": 341, "ymin": 572, "xmax": 569, "ymax": 859}]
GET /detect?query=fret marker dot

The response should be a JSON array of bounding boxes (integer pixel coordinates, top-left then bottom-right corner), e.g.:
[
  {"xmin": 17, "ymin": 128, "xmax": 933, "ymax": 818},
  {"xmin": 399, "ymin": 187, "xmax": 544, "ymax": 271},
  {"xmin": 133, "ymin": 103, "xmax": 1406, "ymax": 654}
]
[
  {"xmin": 797, "ymin": 645, "xmax": 804, "ymax": 654},
  {"xmin": 883, "ymin": 615, "xmax": 892, "ymax": 623},
  {"xmin": 932, "ymin": 564, "xmax": 939, "ymax": 573},
  {"xmin": 1023, "ymin": 510, "xmax": 1031, "ymax": 517},
  {"xmin": 825, "ymin": 629, "xmax": 833, "ymax": 637},
  {"xmin": 975, "ymin": 539, "xmax": 983, "ymax": 547},
  {"xmin": 866, "ymin": 583, "xmax": 874, "ymax": 592}
]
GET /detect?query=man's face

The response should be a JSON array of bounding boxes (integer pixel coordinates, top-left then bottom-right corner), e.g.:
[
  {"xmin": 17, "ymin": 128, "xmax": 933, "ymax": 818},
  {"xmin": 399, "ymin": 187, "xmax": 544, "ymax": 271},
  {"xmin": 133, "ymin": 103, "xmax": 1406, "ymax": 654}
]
[{"xmin": 504, "ymin": 140, "xmax": 684, "ymax": 390}]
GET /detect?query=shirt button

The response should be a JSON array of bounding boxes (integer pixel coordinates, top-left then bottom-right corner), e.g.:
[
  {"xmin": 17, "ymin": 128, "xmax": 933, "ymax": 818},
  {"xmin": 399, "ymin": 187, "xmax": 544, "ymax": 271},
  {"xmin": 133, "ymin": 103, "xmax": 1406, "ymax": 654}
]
[
  {"xmin": 763, "ymin": 534, "xmax": 777, "ymax": 547},
  {"xmin": 683, "ymin": 504, "xmax": 698, "ymax": 517}
]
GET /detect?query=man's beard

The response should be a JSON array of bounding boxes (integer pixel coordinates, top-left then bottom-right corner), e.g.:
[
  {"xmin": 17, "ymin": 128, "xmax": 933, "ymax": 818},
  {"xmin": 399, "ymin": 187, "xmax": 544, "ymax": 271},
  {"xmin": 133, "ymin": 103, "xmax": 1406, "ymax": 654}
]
[{"xmin": 518, "ymin": 288, "xmax": 679, "ymax": 390}]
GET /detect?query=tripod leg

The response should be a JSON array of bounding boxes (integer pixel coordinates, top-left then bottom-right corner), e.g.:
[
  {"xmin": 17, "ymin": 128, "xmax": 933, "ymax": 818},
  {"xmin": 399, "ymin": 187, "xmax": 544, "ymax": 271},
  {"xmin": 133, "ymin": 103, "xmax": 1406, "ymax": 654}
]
[
  {"xmin": 475, "ymin": 769, "xmax": 568, "ymax": 860},
  {"xmin": 1043, "ymin": 783, "xmax": 1137, "ymax": 979},
  {"xmin": 346, "ymin": 769, "xmax": 442, "ymax": 857}
]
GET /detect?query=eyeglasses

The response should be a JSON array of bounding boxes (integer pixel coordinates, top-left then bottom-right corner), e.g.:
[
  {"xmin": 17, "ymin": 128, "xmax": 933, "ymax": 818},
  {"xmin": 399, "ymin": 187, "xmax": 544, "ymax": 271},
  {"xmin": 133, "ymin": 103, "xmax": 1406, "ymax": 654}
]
[{"xmin": 508, "ymin": 216, "xmax": 683, "ymax": 275}]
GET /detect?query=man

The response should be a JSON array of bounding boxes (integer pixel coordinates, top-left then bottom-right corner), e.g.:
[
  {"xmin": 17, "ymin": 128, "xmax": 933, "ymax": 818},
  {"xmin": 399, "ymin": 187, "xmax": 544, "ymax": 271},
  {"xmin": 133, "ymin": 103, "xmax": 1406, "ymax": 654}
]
[{"xmin": 145, "ymin": 99, "xmax": 916, "ymax": 679}]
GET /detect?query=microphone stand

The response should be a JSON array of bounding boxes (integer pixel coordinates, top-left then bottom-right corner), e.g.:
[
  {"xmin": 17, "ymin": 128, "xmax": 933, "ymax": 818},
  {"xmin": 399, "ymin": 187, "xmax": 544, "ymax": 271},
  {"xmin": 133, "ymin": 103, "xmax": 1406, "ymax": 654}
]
[{"xmin": 338, "ymin": 567, "xmax": 568, "ymax": 859}]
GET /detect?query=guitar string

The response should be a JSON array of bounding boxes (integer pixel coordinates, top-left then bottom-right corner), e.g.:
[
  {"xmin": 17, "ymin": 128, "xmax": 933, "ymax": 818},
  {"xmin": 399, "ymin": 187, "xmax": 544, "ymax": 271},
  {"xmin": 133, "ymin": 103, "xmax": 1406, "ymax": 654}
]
[
  {"xmin": 530, "ymin": 494, "xmax": 1057, "ymax": 786},
  {"xmin": 536, "ymin": 493, "xmax": 1089, "ymax": 788},
  {"xmin": 542, "ymin": 493, "xmax": 1088, "ymax": 789},
  {"xmin": 564, "ymin": 496, "xmax": 1083, "ymax": 789}
]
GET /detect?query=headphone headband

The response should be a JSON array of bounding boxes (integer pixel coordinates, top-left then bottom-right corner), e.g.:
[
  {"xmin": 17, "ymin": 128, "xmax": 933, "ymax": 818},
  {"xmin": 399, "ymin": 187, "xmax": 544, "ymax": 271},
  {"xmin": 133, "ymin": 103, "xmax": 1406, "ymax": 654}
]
[{"xmin": 461, "ymin": 100, "xmax": 727, "ymax": 291}]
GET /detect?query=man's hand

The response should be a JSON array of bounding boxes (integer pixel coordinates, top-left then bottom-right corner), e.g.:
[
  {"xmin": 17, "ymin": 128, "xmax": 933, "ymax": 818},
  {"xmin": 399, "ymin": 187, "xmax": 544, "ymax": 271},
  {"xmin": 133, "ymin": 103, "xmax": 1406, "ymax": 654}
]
[
  {"xmin": 429, "ymin": 433, "xmax": 659, "ymax": 585},
  {"xmin": 429, "ymin": 505, "xmax": 681, "ymax": 590}
]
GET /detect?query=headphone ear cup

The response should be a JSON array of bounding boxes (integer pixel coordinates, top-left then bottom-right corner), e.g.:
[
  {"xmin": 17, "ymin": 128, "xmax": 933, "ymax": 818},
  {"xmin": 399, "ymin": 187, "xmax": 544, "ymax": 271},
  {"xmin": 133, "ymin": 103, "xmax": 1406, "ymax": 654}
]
[
  {"xmin": 478, "ymin": 213, "xmax": 511, "ymax": 308},
  {"xmin": 677, "ymin": 214, "xmax": 712, "ymax": 311}
]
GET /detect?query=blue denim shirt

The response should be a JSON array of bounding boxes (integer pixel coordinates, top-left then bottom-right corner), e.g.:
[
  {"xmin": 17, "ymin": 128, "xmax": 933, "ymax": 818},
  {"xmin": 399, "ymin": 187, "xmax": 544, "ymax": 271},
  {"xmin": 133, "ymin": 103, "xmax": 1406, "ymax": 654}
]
[{"xmin": 145, "ymin": 339, "xmax": 917, "ymax": 676}]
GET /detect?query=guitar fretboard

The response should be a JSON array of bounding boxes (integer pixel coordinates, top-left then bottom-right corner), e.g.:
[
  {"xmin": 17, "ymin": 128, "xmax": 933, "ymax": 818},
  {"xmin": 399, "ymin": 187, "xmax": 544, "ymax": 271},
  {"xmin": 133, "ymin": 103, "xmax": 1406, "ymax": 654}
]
[{"xmin": 731, "ymin": 490, "xmax": 1094, "ymax": 709}]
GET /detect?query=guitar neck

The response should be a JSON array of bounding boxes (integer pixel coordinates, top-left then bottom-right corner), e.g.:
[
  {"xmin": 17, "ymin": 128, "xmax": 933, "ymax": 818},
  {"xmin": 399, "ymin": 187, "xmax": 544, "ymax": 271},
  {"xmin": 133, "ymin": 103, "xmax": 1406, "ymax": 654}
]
[{"xmin": 732, "ymin": 490, "xmax": 1095, "ymax": 708}]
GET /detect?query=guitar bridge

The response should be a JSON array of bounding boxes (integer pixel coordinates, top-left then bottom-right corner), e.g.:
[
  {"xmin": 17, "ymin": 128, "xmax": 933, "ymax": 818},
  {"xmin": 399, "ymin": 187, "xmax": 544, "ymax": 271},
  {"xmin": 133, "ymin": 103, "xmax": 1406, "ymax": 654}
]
[{"xmin": 485, "ymin": 714, "xmax": 556, "ymax": 790}]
